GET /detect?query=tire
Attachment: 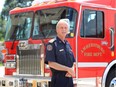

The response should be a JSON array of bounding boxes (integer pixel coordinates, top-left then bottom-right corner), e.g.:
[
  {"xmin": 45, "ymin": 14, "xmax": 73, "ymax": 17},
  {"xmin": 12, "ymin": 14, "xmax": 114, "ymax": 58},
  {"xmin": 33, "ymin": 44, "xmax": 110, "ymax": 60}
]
[{"xmin": 105, "ymin": 69, "xmax": 116, "ymax": 87}]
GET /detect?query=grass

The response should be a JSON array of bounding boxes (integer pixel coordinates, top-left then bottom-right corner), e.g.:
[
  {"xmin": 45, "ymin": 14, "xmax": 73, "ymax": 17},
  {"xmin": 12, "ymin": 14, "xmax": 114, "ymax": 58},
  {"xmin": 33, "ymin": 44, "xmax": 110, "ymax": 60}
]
[{"xmin": 0, "ymin": 62, "xmax": 3, "ymax": 66}]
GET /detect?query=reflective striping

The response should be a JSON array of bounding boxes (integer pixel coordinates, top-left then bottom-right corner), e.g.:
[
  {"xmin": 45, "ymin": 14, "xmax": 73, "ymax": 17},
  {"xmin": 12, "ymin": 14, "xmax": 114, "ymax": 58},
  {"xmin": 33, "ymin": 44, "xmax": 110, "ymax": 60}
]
[{"xmin": 78, "ymin": 62, "xmax": 108, "ymax": 67}]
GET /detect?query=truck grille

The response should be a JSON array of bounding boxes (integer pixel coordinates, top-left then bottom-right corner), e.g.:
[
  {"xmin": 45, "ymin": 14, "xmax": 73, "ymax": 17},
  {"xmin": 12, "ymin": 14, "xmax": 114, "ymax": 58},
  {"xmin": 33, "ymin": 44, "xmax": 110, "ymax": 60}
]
[{"xmin": 18, "ymin": 49, "xmax": 41, "ymax": 75}]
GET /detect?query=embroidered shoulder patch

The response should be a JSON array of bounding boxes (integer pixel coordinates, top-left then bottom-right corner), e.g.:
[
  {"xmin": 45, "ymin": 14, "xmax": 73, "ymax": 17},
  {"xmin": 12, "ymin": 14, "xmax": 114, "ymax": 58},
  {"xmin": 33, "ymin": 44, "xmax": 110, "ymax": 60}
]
[
  {"xmin": 49, "ymin": 38, "xmax": 56, "ymax": 43},
  {"xmin": 47, "ymin": 44, "xmax": 53, "ymax": 51}
]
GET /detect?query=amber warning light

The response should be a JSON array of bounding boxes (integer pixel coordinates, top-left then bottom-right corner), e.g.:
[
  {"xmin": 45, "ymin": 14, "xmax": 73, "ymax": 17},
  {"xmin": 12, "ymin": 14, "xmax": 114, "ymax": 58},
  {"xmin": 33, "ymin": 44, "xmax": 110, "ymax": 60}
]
[{"xmin": 1, "ymin": 49, "xmax": 7, "ymax": 54}]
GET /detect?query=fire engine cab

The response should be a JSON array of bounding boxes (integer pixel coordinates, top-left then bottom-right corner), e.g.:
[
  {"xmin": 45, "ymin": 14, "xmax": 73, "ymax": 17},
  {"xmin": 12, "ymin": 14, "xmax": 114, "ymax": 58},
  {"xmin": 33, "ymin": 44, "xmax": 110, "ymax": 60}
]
[{"xmin": 0, "ymin": 0, "xmax": 116, "ymax": 87}]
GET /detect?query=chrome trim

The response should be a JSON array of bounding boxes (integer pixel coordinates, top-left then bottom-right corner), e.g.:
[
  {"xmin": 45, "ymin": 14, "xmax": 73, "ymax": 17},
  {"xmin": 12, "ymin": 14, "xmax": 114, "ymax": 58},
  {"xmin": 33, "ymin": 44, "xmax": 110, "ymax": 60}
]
[
  {"xmin": 102, "ymin": 60, "xmax": 116, "ymax": 87},
  {"xmin": 16, "ymin": 55, "xmax": 19, "ymax": 74},
  {"xmin": 5, "ymin": 61, "xmax": 16, "ymax": 68},
  {"xmin": 109, "ymin": 28, "xmax": 114, "ymax": 49},
  {"xmin": 109, "ymin": 77, "xmax": 116, "ymax": 87},
  {"xmin": 18, "ymin": 40, "xmax": 41, "ymax": 50},
  {"xmin": 13, "ymin": 74, "xmax": 44, "ymax": 77},
  {"xmin": 76, "ymin": 4, "xmax": 82, "ymax": 86},
  {"xmin": 18, "ymin": 40, "xmax": 28, "ymax": 50},
  {"xmin": 16, "ymin": 44, "xmax": 44, "ymax": 76},
  {"xmin": 40, "ymin": 44, "xmax": 45, "ymax": 76}
]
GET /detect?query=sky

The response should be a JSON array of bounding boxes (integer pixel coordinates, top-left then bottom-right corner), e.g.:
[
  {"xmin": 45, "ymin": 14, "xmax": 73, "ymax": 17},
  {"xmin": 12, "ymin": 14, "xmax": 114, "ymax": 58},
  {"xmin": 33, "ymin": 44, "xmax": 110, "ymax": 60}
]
[{"xmin": 0, "ymin": 0, "xmax": 5, "ymax": 13}]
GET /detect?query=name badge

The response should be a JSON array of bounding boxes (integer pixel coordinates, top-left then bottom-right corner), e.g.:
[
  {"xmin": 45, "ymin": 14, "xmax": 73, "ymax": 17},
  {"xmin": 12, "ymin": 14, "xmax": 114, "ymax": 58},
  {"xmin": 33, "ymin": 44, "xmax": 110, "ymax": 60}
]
[{"xmin": 59, "ymin": 49, "xmax": 64, "ymax": 52}]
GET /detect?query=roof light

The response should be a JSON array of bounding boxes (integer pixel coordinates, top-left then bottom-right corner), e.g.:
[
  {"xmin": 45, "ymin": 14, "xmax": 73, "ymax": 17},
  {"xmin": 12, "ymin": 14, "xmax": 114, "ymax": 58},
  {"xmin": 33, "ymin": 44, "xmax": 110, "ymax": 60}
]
[
  {"xmin": 32, "ymin": 0, "xmax": 72, "ymax": 6},
  {"xmin": 32, "ymin": 0, "xmax": 50, "ymax": 6},
  {"xmin": 13, "ymin": 7, "xmax": 21, "ymax": 10}
]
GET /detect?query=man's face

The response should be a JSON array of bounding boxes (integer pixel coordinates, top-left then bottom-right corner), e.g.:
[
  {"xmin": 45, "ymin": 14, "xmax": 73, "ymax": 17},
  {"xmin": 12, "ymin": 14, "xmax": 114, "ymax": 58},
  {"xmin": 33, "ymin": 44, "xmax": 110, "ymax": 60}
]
[{"xmin": 56, "ymin": 22, "xmax": 69, "ymax": 38}]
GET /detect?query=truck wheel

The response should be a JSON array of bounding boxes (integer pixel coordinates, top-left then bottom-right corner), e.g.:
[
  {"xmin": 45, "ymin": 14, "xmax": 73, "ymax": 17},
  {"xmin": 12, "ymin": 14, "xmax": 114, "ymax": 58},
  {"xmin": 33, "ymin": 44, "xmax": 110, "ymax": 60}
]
[{"xmin": 105, "ymin": 69, "xmax": 116, "ymax": 87}]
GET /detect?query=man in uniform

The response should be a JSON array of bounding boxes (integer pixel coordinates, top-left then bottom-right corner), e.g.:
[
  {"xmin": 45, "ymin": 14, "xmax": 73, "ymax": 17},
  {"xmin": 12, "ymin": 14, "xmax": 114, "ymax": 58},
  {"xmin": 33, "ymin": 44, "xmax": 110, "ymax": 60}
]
[{"xmin": 45, "ymin": 19, "xmax": 75, "ymax": 87}]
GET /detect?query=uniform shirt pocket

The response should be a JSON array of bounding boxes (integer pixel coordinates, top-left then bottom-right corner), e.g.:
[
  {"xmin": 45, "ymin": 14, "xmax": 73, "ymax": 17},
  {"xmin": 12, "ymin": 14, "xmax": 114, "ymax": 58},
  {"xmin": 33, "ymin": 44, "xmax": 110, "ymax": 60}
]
[{"xmin": 56, "ymin": 48, "xmax": 67, "ymax": 65}]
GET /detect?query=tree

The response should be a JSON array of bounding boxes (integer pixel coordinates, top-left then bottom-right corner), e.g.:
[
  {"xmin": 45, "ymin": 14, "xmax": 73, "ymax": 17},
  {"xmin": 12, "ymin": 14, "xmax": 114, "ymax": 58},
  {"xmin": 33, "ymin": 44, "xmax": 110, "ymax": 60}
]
[
  {"xmin": 0, "ymin": 0, "xmax": 34, "ymax": 41},
  {"xmin": 0, "ymin": 16, "xmax": 5, "ymax": 41},
  {"xmin": 1, "ymin": 0, "xmax": 33, "ymax": 20}
]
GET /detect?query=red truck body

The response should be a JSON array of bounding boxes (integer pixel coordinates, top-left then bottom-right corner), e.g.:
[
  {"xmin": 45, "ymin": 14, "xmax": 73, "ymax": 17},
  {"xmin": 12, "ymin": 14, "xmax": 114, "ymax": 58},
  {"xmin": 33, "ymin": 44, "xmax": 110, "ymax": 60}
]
[{"xmin": 1, "ymin": 0, "xmax": 116, "ymax": 87}]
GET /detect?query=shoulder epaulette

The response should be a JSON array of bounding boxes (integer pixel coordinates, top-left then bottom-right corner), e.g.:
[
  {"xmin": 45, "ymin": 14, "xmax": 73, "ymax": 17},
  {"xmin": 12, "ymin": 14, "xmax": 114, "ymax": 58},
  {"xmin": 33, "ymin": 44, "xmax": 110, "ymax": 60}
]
[{"xmin": 49, "ymin": 38, "xmax": 56, "ymax": 43}]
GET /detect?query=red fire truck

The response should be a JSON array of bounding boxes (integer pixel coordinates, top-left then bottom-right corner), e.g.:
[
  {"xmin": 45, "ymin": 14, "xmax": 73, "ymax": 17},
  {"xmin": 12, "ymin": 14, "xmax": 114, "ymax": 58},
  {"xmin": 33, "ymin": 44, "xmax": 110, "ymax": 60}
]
[{"xmin": 0, "ymin": 0, "xmax": 116, "ymax": 87}]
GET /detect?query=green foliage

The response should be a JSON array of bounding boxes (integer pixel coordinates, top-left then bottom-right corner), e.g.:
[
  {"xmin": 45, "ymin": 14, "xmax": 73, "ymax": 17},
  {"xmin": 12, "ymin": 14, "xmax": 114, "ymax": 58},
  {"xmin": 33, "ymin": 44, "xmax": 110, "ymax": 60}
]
[
  {"xmin": 0, "ymin": 62, "xmax": 3, "ymax": 66},
  {"xmin": 1, "ymin": 0, "xmax": 34, "ymax": 20},
  {"xmin": 0, "ymin": 16, "xmax": 6, "ymax": 41},
  {"xmin": 0, "ymin": 0, "xmax": 34, "ymax": 41}
]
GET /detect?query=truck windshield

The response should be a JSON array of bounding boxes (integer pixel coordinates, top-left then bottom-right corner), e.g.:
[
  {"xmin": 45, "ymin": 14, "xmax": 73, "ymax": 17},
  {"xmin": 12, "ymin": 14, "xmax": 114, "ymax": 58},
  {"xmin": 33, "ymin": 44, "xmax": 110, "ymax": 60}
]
[
  {"xmin": 5, "ymin": 12, "xmax": 33, "ymax": 41},
  {"xmin": 32, "ymin": 7, "xmax": 77, "ymax": 39}
]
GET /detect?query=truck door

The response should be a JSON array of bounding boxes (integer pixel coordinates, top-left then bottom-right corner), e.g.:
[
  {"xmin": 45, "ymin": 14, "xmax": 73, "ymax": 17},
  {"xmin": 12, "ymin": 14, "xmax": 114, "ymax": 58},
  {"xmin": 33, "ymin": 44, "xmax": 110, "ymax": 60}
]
[
  {"xmin": 77, "ymin": 7, "xmax": 114, "ymax": 86},
  {"xmin": 114, "ymin": 14, "xmax": 116, "ymax": 58},
  {"xmin": 31, "ymin": 6, "xmax": 78, "ymax": 78}
]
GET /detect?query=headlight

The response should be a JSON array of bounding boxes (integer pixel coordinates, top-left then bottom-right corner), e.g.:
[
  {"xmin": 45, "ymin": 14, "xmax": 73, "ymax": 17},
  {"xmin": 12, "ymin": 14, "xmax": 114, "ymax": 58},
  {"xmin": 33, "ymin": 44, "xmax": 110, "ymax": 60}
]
[
  {"xmin": 5, "ymin": 62, "xmax": 16, "ymax": 68},
  {"xmin": 6, "ymin": 63, "xmax": 11, "ymax": 68},
  {"xmin": 11, "ymin": 63, "xmax": 16, "ymax": 68}
]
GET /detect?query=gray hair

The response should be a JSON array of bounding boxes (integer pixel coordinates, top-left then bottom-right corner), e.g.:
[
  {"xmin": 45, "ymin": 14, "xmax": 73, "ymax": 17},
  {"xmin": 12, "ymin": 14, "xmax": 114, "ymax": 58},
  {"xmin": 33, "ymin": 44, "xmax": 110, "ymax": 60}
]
[{"xmin": 56, "ymin": 19, "xmax": 70, "ymax": 30}]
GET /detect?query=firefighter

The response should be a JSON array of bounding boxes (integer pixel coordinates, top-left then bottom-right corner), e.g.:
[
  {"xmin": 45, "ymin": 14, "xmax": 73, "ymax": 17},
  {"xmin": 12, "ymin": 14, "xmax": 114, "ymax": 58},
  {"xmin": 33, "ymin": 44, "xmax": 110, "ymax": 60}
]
[{"xmin": 45, "ymin": 19, "xmax": 75, "ymax": 87}]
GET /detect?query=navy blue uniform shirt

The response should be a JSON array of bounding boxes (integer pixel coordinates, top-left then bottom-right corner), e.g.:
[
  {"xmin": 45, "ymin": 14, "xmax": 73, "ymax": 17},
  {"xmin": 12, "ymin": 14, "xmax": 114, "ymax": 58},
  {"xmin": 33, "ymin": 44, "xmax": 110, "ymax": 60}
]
[{"xmin": 45, "ymin": 37, "xmax": 75, "ymax": 87}]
